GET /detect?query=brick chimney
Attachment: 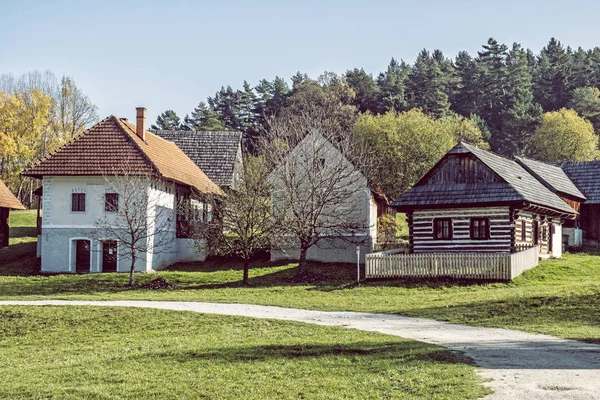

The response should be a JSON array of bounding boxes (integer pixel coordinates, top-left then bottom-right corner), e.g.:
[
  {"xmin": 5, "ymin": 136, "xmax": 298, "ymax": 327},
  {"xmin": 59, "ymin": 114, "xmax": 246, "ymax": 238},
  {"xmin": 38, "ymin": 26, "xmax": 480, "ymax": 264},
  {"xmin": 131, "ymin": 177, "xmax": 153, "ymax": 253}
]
[{"xmin": 136, "ymin": 107, "xmax": 146, "ymax": 141}]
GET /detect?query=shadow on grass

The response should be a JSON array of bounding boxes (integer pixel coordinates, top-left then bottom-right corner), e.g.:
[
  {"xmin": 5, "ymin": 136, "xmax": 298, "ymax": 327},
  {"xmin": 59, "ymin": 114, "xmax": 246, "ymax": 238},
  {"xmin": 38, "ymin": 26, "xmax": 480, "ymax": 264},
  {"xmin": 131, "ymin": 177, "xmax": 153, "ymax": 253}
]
[
  {"xmin": 0, "ymin": 242, "xmax": 39, "ymax": 276},
  {"xmin": 137, "ymin": 342, "xmax": 472, "ymax": 367},
  {"xmin": 9, "ymin": 226, "xmax": 37, "ymax": 238}
]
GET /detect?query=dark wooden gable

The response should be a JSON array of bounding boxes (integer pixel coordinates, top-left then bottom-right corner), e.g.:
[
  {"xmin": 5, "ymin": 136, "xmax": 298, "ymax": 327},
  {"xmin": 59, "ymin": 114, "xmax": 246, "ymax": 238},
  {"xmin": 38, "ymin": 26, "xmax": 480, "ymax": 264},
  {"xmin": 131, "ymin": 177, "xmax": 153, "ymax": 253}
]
[{"xmin": 424, "ymin": 154, "xmax": 502, "ymax": 185}]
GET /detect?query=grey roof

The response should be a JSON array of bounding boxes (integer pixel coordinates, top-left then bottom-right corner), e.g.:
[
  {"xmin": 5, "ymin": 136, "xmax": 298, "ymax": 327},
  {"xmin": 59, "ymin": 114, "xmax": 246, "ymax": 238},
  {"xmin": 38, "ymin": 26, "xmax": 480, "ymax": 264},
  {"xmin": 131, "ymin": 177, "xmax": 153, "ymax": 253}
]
[
  {"xmin": 515, "ymin": 157, "xmax": 586, "ymax": 201},
  {"xmin": 392, "ymin": 142, "xmax": 576, "ymax": 215},
  {"xmin": 153, "ymin": 130, "xmax": 242, "ymax": 188},
  {"xmin": 557, "ymin": 161, "xmax": 600, "ymax": 204}
]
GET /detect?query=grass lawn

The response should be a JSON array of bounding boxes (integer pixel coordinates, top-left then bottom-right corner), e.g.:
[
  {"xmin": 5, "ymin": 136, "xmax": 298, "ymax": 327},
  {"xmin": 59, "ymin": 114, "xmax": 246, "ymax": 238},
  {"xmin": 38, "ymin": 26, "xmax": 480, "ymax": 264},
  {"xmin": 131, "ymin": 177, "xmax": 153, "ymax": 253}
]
[
  {"xmin": 0, "ymin": 306, "xmax": 489, "ymax": 399},
  {"xmin": 2, "ymin": 209, "xmax": 600, "ymax": 344}
]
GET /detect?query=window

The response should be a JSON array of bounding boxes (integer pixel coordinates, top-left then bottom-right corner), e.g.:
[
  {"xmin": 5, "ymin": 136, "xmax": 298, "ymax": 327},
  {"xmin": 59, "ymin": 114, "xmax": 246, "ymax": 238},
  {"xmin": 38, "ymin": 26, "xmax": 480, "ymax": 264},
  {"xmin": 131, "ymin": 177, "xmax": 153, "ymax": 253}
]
[
  {"xmin": 433, "ymin": 218, "xmax": 452, "ymax": 240},
  {"xmin": 71, "ymin": 193, "xmax": 86, "ymax": 212},
  {"xmin": 470, "ymin": 218, "xmax": 490, "ymax": 240},
  {"xmin": 105, "ymin": 193, "xmax": 119, "ymax": 212},
  {"xmin": 521, "ymin": 220, "xmax": 526, "ymax": 242}
]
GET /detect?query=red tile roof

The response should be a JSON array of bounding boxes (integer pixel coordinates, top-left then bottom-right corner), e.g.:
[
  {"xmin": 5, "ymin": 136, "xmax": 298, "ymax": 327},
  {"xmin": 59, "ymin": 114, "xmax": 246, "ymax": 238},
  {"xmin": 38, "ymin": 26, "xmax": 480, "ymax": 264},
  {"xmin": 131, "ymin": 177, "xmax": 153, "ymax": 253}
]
[
  {"xmin": 22, "ymin": 116, "xmax": 224, "ymax": 196},
  {"xmin": 0, "ymin": 179, "xmax": 25, "ymax": 210}
]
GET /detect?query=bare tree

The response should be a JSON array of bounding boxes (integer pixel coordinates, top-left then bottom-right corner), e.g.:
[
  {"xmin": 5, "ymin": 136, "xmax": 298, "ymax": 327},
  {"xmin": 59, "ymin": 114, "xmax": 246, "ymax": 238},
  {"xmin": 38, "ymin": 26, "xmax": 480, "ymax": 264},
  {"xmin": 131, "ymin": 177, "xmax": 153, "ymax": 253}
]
[
  {"xmin": 262, "ymin": 108, "xmax": 377, "ymax": 274},
  {"xmin": 194, "ymin": 156, "xmax": 272, "ymax": 285},
  {"xmin": 91, "ymin": 167, "xmax": 175, "ymax": 286},
  {"xmin": 53, "ymin": 76, "xmax": 98, "ymax": 140}
]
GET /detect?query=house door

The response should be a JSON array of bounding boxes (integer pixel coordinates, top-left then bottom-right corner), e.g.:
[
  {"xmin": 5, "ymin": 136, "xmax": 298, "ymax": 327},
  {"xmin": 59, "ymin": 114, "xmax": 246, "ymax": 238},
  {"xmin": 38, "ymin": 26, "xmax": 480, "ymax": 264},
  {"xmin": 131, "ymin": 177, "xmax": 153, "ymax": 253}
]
[
  {"xmin": 102, "ymin": 240, "xmax": 118, "ymax": 272},
  {"xmin": 75, "ymin": 240, "xmax": 91, "ymax": 273},
  {"xmin": 548, "ymin": 224, "xmax": 553, "ymax": 254},
  {"xmin": 532, "ymin": 221, "xmax": 539, "ymax": 245}
]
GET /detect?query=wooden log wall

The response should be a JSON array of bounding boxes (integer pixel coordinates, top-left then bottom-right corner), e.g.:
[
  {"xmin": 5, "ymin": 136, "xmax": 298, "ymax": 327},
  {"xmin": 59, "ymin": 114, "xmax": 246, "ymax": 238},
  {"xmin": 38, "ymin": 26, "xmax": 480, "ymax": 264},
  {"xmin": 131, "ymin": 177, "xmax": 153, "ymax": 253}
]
[
  {"xmin": 411, "ymin": 207, "xmax": 512, "ymax": 253},
  {"xmin": 513, "ymin": 210, "xmax": 553, "ymax": 255},
  {"xmin": 0, "ymin": 207, "xmax": 9, "ymax": 248}
]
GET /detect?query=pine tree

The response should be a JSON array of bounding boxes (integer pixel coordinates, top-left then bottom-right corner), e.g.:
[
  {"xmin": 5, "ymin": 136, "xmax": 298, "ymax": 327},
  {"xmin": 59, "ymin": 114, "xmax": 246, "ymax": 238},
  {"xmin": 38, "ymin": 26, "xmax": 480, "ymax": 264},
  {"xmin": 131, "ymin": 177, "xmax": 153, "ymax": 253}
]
[
  {"xmin": 500, "ymin": 43, "xmax": 542, "ymax": 156},
  {"xmin": 345, "ymin": 68, "xmax": 380, "ymax": 113},
  {"xmin": 150, "ymin": 110, "xmax": 184, "ymax": 130},
  {"xmin": 185, "ymin": 101, "xmax": 225, "ymax": 131},
  {"xmin": 451, "ymin": 51, "xmax": 481, "ymax": 117},
  {"xmin": 533, "ymin": 38, "xmax": 573, "ymax": 111},
  {"xmin": 375, "ymin": 58, "xmax": 409, "ymax": 113},
  {"xmin": 405, "ymin": 49, "xmax": 451, "ymax": 117},
  {"xmin": 476, "ymin": 38, "xmax": 509, "ymax": 149}
]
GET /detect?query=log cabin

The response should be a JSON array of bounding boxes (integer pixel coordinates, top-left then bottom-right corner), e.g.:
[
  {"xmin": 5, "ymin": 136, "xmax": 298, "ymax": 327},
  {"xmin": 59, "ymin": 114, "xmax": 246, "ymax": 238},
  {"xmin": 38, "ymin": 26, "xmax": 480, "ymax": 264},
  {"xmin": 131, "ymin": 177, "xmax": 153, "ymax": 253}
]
[
  {"xmin": 0, "ymin": 179, "xmax": 25, "ymax": 248},
  {"xmin": 392, "ymin": 142, "xmax": 577, "ymax": 258},
  {"xmin": 515, "ymin": 157, "xmax": 587, "ymax": 248},
  {"xmin": 555, "ymin": 161, "xmax": 600, "ymax": 247}
]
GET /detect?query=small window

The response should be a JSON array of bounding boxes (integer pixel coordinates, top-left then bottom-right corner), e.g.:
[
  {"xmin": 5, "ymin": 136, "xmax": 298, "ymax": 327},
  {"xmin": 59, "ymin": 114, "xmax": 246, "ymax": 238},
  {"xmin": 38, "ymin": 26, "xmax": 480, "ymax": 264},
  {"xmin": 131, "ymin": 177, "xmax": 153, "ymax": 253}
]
[
  {"xmin": 521, "ymin": 219, "xmax": 526, "ymax": 242},
  {"xmin": 433, "ymin": 218, "xmax": 452, "ymax": 240},
  {"xmin": 71, "ymin": 193, "xmax": 86, "ymax": 212},
  {"xmin": 105, "ymin": 193, "xmax": 119, "ymax": 212},
  {"xmin": 470, "ymin": 218, "xmax": 490, "ymax": 240}
]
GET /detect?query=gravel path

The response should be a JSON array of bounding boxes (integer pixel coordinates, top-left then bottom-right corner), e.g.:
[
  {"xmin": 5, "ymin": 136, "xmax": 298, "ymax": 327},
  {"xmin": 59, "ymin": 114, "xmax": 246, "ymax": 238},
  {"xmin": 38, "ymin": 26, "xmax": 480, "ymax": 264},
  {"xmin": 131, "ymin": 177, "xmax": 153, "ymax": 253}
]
[{"xmin": 1, "ymin": 300, "xmax": 599, "ymax": 399}]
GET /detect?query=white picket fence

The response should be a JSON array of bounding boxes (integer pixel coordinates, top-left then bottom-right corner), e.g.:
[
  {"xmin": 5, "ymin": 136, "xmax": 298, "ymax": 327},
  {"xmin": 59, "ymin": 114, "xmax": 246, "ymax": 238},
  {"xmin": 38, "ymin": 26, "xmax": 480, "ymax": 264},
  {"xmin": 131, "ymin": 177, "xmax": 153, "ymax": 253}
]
[{"xmin": 365, "ymin": 246, "xmax": 539, "ymax": 281}]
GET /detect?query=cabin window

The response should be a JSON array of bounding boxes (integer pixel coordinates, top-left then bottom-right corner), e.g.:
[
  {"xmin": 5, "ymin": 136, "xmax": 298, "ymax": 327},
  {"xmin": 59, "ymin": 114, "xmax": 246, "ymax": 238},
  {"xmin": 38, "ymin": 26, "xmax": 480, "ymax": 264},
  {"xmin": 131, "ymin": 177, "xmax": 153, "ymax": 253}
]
[
  {"xmin": 105, "ymin": 193, "xmax": 119, "ymax": 212},
  {"xmin": 470, "ymin": 218, "xmax": 490, "ymax": 240},
  {"xmin": 532, "ymin": 220, "xmax": 540, "ymax": 245},
  {"xmin": 433, "ymin": 218, "xmax": 452, "ymax": 240},
  {"xmin": 71, "ymin": 193, "xmax": 86, "ymax": 212},
  {"xmin": 521, "ymin": 220, "xmax": 526, "ymax": 242}
]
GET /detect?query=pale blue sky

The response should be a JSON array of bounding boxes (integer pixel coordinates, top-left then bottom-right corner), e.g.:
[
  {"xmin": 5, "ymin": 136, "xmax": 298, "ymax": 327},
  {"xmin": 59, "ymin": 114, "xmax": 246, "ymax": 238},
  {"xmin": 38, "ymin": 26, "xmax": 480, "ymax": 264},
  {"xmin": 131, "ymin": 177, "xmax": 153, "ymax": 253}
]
[{"xmin": 1, "ymin": 0, "xmax": 599, "ymax": 123}]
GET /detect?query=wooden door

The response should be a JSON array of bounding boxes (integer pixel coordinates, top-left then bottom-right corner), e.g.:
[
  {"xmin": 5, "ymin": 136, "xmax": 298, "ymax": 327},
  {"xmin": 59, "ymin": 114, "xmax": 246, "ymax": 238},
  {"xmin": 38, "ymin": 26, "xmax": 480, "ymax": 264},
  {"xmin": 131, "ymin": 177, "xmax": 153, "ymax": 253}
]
[
  {"xmin": 102, "ymin": 240, "xmax": 117, "ymax": 272},
  {"xmin": 0, "ymin": 208, "xmax": 8, "ymax": 248},
  {"xmin": 75, "ymin": 240, "xmax": 91, "ymax": 273}
]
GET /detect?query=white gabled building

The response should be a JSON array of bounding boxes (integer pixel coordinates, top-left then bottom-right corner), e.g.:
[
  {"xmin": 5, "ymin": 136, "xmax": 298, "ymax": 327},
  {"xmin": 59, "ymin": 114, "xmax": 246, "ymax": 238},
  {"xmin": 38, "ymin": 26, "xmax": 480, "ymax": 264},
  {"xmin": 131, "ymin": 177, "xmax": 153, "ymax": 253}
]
[{"xmin": 22, "ymin": 108, "xmax": 224, "ymax": 273}]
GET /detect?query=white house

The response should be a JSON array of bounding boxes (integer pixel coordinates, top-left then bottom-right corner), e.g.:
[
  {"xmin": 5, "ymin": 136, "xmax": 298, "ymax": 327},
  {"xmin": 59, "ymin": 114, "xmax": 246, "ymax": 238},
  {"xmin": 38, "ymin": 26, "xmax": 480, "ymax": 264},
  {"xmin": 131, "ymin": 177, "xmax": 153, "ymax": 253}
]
[
  {"xmin": 22, "ymin": 108, "xmax": 224, "ymax": 273},
  {"xmin": 269, "ymin": 132, "xmax": 387, "ymax": 264}
]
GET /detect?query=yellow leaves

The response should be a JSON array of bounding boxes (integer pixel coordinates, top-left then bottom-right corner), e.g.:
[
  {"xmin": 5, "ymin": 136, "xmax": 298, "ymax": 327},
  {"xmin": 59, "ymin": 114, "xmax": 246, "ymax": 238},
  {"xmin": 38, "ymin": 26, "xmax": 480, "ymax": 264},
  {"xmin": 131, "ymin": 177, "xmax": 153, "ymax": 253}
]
[{"xmin": 527, "ymin": 108, "xmax": 598, "ymax": 162}]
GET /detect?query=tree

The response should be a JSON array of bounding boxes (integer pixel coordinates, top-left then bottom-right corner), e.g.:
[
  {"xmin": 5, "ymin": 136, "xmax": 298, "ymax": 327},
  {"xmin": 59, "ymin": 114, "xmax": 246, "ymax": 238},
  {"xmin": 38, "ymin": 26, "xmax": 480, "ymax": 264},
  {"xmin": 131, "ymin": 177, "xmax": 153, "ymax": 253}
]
[
  {"xmin": 405, "ymin": 49, "xmax": 452, "ymax": 117},
  {"xmin": 184, "ymin": 101, "xmax": 225, "ymax": 131},
  {"xmin": 345, "ymin": 68, "xmax": 380, "ymax": 113},
  {"xmin": 263, "ymin": 108, "xmax": 374, "ymax": 274},
  {"xmin": 497, "ymin": 43, "xmax": 543, "ymax": 156},
  {"xmin": 196, "ymin": 156, "xmax": 272, "ymax": 285},
  {"xmin": 91, "ymin": 167, "xmax": 176, "ymax": 286},
  {"xmin": 533, "ymin": 38, "xmax": 572, "ymax": 111},
  {"xmin": 568, "ymin": 86, "xmax": 600, "ymax": 133},
  {"xmin": 451, "ymin": 51, "xmax": 481, "ymax": 117},
  {"xmin": 526, "ymin": 108, "xmax": 597, "ymax": 162},
  {"xmin": 353, "ymin": 109, "xmax": 487, "ymax": 199},
  {"xmin": 281, "ymin": 72, "xmax": 357, "ymax": 137},
  {"xmin": 151, "ymin": 110, "xmax": 185, "ymax": 130},
  {"xmin": 53, "ymin": 76, "xmax": 98, "ymax": 140},
  {"xmin": 376, "ymin": 58, "xmax": 410, "ymax": 113}
]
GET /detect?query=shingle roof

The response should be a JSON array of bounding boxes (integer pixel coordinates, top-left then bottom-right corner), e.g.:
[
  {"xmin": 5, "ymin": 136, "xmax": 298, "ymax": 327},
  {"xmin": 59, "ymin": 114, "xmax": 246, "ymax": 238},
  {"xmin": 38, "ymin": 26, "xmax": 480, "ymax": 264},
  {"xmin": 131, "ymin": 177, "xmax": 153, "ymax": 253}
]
[
  {"xmin": 393, "ymin": 142, "xmax": 576, "ymax": 215},
  {"xmin": 0, "ymin": 179, "xmax": 25, "ymax": 210},
  {"xmin": 515, "ymin": 156, "xmax": 586, "ymax": 201},
  {"xmin": 557, "ymin": 161, "xmax": 600, "ymax": 204},
  {"xmin": 153, "ymin": 130, "xmax": 242, "ymax": 188},
  {"xmin": 22, "ymin": 116, "xmax": 224, "ymax": 196}
]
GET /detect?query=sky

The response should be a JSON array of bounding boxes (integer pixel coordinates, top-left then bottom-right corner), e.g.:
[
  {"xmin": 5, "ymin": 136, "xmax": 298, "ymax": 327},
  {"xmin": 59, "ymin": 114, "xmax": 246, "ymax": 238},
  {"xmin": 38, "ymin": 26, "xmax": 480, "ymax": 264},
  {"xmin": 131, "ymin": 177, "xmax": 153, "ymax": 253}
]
[{"xmin": 2, "ymin": 0, "xmax": 600, "ymax": 123}]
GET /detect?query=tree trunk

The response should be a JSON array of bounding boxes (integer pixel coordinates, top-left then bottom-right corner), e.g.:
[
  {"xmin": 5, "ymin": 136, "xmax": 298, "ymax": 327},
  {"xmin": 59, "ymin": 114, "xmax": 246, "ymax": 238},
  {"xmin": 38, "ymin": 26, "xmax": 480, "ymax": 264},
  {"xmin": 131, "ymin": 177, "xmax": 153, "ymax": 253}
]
[
  {"xmin": 298, "ymin": 246, "xmax": 308, "ymax": 275},
  {"xmin": 129, "ymin": 254, "xmax": 136, "ymax": 287},
  {"xmin": 242, "ymin": 258, "xmax": 250, "ymax": 285}
]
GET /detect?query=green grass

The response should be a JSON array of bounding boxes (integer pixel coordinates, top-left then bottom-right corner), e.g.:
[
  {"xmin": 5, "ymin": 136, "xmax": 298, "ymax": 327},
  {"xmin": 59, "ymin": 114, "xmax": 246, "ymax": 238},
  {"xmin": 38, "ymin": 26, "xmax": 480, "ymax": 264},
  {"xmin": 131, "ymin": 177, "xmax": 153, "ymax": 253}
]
[
  {"xmin": 2, "ymin": 210, "xmax": 600, "ymax": 344},
  {"xmin": 0, "ymin": 306, "xmax": 489, "ymax": 399}
]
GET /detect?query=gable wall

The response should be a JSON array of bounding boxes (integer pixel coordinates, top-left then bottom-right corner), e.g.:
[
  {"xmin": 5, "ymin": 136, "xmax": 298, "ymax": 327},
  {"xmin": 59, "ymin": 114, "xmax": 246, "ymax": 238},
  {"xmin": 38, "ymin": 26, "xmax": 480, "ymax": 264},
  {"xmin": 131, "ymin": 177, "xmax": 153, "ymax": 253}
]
[{"xmin": 426, "ymin": 155, "xmax": 502, "ymax": 185}]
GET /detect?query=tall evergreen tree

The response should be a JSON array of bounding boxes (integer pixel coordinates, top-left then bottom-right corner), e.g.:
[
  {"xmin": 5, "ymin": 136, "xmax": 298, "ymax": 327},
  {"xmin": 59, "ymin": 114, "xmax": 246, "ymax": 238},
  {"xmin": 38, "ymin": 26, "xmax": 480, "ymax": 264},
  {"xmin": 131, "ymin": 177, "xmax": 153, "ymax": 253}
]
[
  {"xmin": 451, "ymin": 51, "xmax": 481, "ymax": 117},
  {"xmin": 533, "ymin": 38, "xmax": 573, "ymax": 110},
  {"xmin": 500, "ymin": 43, "xmax": 542, "ymax": 156},
  {"xmin": 151, "ymin": 110, "xmax": 185, "ymax": 130},
  {"xmin": 345, "ymin": 68, "xmax": 380, "ymax": 113},
  {"xmin": 184, "ymin": 101, "xmax": 225, "ymax": 131},
  {"xmin": 375, "ymin": 58, "xmax": 409, "ymax": 113},
  {"xmin": 405, "ymin": 49, "xmax": 451, "ymax": 117},
  {"xmin": 476, "ymin": 38, "xmax": 510, "ymax": 149}
]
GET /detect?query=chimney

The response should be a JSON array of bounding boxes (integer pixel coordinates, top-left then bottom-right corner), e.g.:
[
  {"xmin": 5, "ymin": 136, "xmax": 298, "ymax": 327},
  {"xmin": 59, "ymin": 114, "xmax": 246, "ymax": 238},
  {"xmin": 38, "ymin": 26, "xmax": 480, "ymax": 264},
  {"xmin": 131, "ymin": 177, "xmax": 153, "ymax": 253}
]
[{"xmin": 136, "ymin": 107, "xmax": 146, "ymax": 141}]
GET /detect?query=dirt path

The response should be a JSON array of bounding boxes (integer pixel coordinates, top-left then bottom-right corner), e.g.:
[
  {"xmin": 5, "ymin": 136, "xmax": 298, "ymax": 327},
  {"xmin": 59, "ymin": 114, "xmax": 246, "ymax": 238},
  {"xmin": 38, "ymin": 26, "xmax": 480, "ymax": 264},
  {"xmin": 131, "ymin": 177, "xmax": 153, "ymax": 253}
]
[{"xmin": 1, "ymin": 300, "xmax": 599, "ymax": 399}]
